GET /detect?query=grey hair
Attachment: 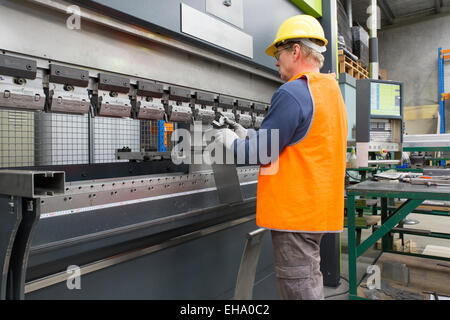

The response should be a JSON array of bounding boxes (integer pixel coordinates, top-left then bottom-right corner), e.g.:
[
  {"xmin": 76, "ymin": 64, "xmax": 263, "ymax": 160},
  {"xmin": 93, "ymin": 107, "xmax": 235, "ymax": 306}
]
[{"xmin": 289, "ymin": 39, "xmax": 325, "ymax": 69}]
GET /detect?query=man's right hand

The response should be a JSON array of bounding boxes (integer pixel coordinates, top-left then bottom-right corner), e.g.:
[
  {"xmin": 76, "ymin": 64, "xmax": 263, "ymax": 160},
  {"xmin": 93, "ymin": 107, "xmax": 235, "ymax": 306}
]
[{"xmin": 233, "ymin": 123, "xmax": 248, "ymax": 138}]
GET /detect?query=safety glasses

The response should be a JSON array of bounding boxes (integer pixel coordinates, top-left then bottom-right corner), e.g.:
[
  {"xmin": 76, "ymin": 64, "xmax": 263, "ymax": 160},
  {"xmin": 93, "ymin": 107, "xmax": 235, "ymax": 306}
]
[{"xmin": 274, "ymin": 46, "xmax": 292, "ymax": 61}]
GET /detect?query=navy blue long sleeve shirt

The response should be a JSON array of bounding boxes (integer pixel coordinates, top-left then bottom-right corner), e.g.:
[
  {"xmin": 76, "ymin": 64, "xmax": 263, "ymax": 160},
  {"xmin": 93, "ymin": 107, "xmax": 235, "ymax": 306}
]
[{"xmin": 234, "ymin": 77, "xmax": 314, "ymax": 165}]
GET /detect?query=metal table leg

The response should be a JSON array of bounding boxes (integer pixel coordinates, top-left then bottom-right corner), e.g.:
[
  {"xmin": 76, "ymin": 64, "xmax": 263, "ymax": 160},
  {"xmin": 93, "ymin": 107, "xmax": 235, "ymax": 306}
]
[
  {"xmin": 381, "ymin": 197, "xmax": 393, "ymax": 251},
  {"xmin": 347, "ymin": 195, "xmax": 358, "ymax": 298}
]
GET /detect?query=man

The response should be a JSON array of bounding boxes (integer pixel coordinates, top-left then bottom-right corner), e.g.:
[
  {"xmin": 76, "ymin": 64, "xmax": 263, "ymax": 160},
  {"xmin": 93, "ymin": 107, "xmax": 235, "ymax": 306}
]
[{"xmin": 216, "ymin": 15, "xmax": 348, "ymax": 300}]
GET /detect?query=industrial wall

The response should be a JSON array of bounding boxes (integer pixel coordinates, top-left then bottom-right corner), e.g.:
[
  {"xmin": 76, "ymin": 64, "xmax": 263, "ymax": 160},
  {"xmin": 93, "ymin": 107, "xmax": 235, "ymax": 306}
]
[{"xmin": 378, "ymin": 14, "xmax": 450, "ymax": 134}]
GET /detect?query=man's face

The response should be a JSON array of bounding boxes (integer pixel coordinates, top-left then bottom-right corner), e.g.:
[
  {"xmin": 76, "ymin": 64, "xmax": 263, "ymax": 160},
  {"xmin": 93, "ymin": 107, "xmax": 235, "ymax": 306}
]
[{"xmin": 274, "ymin": 44, "xmax": 294, "ymax": 82}]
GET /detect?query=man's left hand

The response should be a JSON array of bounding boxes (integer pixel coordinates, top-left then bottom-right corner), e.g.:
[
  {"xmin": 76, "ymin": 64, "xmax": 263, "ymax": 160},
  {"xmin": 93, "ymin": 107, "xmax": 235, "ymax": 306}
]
[{"xmin": 233, "ymin": 123, "xmax": 248, "ymax": 138}]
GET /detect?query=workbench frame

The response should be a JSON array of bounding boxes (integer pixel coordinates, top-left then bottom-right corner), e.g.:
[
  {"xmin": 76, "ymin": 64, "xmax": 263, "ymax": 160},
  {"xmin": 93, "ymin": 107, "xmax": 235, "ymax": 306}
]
[{"xmin": 346, "ymin": 181, "xmax": 450, "ymax": 300}]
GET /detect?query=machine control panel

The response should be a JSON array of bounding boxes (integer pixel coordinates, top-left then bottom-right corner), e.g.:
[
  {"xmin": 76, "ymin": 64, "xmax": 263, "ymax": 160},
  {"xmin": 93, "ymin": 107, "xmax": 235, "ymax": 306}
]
[{"xmin": 356, "ymin": 79, "xmax": 404, "ymax": 167}]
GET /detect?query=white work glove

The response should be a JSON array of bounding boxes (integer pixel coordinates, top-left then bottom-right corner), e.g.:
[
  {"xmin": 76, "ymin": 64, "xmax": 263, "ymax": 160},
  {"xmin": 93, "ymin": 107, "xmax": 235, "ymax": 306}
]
[
  {"xmin": 215, "ymin": 128, "xmax": 239, "ymax": 150},
  {"xmin": 233, "ymin": 123, "xmax": 248, "ymax": 138}
]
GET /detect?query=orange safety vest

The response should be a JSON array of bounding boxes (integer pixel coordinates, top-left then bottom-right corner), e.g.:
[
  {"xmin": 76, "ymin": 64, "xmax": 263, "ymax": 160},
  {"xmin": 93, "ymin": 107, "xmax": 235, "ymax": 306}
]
[{"xmin": 256, "ymin": 72, "xmax": 348, "ymax": 232}]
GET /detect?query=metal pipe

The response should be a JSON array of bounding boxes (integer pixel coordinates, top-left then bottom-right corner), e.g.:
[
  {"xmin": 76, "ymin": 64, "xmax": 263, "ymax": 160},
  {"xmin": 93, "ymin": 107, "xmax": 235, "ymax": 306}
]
[
  {"xmin": 345, "ymin": 0, "xmax": 353, "ymax": 27},
  {"xmin": 369, "ymin": 0, "xmax": 379, "ymax": 79},
  {"xmin": 375, "ymin": 226, "xmax": 450, "ymax": 240},
  {"xmin": 367, "ymin": 159, "xmax": 400, "ymax": 165}
]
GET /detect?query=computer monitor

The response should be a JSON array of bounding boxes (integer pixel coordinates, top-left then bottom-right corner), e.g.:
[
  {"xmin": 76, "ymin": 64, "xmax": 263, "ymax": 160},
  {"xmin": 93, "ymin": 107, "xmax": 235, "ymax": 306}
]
[{"xmin": 370, "ymin": 82, "xmax": 401, "ymax": 117}]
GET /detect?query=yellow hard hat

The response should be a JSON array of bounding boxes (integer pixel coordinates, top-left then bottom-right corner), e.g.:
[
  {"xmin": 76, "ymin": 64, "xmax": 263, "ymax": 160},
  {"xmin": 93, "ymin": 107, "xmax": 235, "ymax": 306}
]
[{"xmin": 265, "ymin": 15, "xmax": 328, "ymax": 57}]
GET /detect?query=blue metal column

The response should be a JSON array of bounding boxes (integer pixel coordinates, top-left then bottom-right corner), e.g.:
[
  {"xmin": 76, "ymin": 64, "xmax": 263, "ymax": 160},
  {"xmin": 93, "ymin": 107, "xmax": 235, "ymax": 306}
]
[
  {"xmin": 157, "ymin": 120, "xmax": 166, "ymax": 152},
  {"xmin": 438, "ymin": 47, "xmax": 445, "ymax": 134},
  {"xmin": 438, "ymin": 48, "xmax": 446, "ymax": 167}
]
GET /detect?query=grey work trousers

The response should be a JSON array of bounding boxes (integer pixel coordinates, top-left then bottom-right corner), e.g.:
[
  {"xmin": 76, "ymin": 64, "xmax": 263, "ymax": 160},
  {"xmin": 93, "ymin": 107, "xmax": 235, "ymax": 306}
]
[{"xmin": 271, "ymin": 230, "xmax": 324, "ymax": 300}]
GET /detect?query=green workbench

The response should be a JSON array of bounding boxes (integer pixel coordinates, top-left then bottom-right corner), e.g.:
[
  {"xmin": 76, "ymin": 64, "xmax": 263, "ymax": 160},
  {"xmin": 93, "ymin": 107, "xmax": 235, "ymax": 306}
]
[{"xmin": 346, "ymin": 180, "xmax": 450, "ymax": 300}]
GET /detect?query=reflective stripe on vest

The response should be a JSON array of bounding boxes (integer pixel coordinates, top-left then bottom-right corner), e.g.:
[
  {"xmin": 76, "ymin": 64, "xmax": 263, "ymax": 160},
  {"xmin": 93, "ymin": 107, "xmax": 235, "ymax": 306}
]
[{"xmin": 256, "ymin": 72, "xmax": 348, "ymax": 232}]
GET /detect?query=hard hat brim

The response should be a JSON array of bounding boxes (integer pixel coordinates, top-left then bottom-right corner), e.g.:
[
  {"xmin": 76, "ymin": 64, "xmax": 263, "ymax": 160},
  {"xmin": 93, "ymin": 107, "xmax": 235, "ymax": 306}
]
[{"xmin": 265, "ymin": 36, "xmax": 328, "ymax": 57}]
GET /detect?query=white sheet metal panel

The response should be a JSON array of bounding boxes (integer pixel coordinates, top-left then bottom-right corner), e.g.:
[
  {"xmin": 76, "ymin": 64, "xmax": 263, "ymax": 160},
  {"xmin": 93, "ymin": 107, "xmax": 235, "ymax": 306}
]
[
  {"xmin": 206, "ymin": 0, "xmax": 244, "ymax": 29},
  {"xmin": 181, "ymin": 3, "xmax": 253, "ymax": 58}
]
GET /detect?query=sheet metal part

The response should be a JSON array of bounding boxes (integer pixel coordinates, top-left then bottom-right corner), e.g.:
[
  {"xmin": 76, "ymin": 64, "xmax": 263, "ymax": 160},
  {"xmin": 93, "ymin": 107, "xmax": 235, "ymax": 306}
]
[
  {"xmin": 234, "ymin": 227, "xmax": 267, "ymax": 299},
  {"xmin": 211, "ymin": 164, "xmax": 244, "ymax": 204}
]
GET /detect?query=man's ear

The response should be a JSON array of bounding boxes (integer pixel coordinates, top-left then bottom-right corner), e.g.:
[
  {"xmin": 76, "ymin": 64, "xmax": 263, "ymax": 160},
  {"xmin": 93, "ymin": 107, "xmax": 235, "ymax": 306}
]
[{"xmin": 292, "ymin": 44, "xmax": 301, "ymax": 62}]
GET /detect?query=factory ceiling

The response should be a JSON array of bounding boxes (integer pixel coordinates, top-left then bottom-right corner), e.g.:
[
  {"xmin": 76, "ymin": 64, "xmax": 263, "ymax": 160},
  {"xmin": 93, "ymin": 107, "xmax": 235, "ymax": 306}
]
[{"xmin": 345, "ymin": 0, "xmax": 450, "ymax": 29}]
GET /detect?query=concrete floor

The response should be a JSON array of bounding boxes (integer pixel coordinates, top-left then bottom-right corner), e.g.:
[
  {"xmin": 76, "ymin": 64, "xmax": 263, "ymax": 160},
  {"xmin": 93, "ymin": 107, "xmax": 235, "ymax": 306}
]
[{"xmin": 324, "ymin": 212, "xmax": 450, "ymax": 300}]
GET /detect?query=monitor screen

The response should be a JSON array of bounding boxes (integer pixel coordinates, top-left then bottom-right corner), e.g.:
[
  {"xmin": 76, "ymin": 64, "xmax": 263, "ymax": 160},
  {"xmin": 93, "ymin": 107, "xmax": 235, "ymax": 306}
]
[{"xmin": 370, "ymin": 82, "xmax": 401, "ymax": 117}]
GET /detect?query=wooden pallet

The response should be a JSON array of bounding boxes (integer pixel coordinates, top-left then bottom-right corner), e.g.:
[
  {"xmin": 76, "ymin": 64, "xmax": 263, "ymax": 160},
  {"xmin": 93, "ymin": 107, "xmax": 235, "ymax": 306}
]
[{"xmin": 338, "ymin": 49, "xmax": 369, "ymax": 79}]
